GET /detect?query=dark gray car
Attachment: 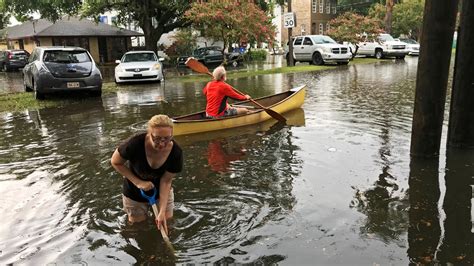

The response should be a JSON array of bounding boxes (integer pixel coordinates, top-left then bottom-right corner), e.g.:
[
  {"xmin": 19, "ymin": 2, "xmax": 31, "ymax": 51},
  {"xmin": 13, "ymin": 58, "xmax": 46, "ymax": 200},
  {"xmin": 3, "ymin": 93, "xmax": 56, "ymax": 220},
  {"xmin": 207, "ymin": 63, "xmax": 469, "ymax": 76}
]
[
  {"xmin": 0, "ymin": 49, "xmax": 30, "ymax": 71},
  {"xmin": 23, "ymin": 47, "xmax": 102, "ymax": 100}
]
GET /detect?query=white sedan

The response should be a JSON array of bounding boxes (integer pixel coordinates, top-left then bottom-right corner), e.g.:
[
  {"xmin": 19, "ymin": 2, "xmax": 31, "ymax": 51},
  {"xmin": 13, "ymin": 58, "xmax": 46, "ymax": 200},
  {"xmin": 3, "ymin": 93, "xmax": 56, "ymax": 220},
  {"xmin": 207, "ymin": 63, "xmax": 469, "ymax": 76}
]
[{"xmin": 115, "ymin": 51, "xmax": 164, "ymax": 84}]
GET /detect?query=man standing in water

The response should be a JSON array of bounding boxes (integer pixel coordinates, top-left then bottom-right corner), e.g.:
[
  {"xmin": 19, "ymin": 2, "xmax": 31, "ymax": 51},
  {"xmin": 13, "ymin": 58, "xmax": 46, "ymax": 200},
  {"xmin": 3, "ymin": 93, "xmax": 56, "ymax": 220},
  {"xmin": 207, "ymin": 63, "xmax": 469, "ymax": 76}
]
[{"xmin": 111, "ymin": 114, "xmax": 183, "ymax": 235}]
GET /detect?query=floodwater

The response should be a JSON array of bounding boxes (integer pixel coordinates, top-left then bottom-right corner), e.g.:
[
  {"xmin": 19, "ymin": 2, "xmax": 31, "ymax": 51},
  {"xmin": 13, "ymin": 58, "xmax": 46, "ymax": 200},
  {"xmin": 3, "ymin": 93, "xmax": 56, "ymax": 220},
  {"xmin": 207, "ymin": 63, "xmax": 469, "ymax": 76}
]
[{"xmin": 0, "ymin": 57, "xmax": 472, "ymax": 264}]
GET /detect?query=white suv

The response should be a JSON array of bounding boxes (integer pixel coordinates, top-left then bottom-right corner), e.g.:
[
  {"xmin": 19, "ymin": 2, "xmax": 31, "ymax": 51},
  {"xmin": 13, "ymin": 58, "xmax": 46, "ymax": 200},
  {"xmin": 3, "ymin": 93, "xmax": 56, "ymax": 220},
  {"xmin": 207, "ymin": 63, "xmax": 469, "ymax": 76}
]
[
  {"xmin": 286, "ymin": 35, "xmax": 351, "ymax": 65},
  {"xmin": 357, "ymin": 33, "xmax": 408, "ymax": 59}
]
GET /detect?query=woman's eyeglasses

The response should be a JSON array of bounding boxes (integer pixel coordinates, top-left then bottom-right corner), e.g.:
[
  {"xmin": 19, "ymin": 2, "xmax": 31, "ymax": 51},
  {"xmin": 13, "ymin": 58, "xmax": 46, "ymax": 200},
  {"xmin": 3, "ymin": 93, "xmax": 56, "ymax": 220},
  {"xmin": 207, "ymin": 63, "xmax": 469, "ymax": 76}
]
[{"xmin": 151, "ymin": 134, "xmax": 173, "ymax": 144}]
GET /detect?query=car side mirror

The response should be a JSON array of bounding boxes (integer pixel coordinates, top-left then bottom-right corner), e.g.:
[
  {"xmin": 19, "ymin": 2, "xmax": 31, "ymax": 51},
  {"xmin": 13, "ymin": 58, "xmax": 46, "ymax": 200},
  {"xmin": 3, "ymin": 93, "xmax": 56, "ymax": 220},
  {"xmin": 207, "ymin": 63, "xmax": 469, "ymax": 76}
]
[
  {"xmin": 159, "ymin": 58, "xmax": 165, "ymax": 62},
  {"xmin": 115, "ymin": 60, "xmax": 121, "ymax": 64}
]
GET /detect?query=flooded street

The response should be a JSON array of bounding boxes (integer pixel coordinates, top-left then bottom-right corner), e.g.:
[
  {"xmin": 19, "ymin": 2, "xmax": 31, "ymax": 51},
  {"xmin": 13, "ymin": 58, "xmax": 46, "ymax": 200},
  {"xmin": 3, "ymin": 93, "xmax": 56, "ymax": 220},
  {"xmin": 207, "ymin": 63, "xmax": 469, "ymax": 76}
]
[{"xmin": 0, "ymin": 57, "xmax": 472, "ymax": 264}]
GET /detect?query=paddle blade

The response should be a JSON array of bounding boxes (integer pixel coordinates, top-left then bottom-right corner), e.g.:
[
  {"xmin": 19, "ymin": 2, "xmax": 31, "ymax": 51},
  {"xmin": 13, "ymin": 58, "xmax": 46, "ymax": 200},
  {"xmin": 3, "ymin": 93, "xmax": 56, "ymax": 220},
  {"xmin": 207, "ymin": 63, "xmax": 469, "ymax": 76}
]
[
  {"xmin": 185, "ymin": 57, "xmax": 212, "ymax": 76},
  {"xmin": 265, "ymin": 108, "xmax": 287, "ymax": 123}
]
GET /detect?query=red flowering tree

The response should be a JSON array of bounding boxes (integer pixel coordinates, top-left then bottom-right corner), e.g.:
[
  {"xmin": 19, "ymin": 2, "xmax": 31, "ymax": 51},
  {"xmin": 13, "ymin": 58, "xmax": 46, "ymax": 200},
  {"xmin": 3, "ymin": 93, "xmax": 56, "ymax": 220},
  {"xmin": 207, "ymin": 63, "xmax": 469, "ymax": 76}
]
[
  {"xmin": 184, "ymin": 2, "xmax": 276, "ymax": 60},
  {"xmin": 326, "ymin": 12, "xmax": 383, "ymax": 58}
]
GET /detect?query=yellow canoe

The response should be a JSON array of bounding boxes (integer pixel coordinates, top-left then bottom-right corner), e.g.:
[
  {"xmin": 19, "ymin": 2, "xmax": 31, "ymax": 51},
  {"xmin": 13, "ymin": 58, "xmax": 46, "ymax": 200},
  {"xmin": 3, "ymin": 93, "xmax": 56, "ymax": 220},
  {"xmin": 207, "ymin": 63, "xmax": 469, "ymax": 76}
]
[{"xmin": 172, "ymin": 85, "xmax": 306, "ymax": 136}]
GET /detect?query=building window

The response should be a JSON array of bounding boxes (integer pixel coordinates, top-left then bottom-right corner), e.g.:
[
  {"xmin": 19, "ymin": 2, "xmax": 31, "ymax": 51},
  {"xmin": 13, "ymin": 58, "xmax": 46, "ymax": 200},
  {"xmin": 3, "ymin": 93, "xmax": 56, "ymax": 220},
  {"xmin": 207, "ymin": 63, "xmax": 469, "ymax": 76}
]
[
  {"xmin": 326, "ymin": 23, "xmax": 330, "ymax": 32},
  {"xmin": 332, "ymin": 6, "xmax": 337, "ymax": 14},
  {"xmin": 312, "ymin": 0, "xmax": 317, "ymax": 13},
  {"xmin": 326, "ymin": 0, "xmax": 330, "ymax": 14},
  {"xmin": 319, "ymin": 23, "xmax": 324, "ymax": 34},
  {"xmin": 319, "ymin": 0, "xmax": 323, "ymax": 13}
]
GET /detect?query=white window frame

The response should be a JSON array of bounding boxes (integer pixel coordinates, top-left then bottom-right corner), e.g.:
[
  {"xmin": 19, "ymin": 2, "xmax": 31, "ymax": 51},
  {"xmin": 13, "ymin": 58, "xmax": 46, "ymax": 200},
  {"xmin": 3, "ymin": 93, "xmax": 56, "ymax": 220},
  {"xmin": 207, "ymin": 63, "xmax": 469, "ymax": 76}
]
[
  {"xmin": 326, "ymin": 23, "xmax": 330, "ymax": 32},
  {"xmin": 319, "ymin": 0, "xmax": 324, "ymax": 13},
  {"xmin": 312, "ymin": 0, "xmax": 317, "ymax": 13},
  {"xmin": 326, "ymin": 0, "xmax": 331, "ymax": 14},
  {"xmin": 332, "ymin": 6, "xmax": 337, "ymax": 14},
  {"xmin": 319, "ymin": 23, "xmax": 324, "ymax": 34}
]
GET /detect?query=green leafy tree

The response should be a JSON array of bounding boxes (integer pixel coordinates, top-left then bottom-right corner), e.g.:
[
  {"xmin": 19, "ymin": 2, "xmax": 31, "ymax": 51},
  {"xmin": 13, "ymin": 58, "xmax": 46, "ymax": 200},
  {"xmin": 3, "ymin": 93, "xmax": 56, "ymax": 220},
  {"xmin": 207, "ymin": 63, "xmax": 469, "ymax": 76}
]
[
  {"xmin": 392, "ymin": 0, "xmax": 424, "ymax": 40},
  {"xmin": 4, "ymin": 0, "xmax": 191, "ymax": 52},
  {"xmin": 367, "ymin": 3, "xmax": 385, "ymax": 29},
  {"xmin": 184, "ymin": 2, "xmax": 276, "ymax": 61},
  {"xmin": 0, "ymin": 0, "xmax": 11, "ymax": 29},
  {"xmin": 4, "ymin": 0, "xmax": 81, "ymax": 22},
  {"xmin": 170, "ymin": 28, "xmax": 197, "ymax": 56},
  {"xmin": 326, "ymin": 12, "xmax": 383, "ymax": 58}
]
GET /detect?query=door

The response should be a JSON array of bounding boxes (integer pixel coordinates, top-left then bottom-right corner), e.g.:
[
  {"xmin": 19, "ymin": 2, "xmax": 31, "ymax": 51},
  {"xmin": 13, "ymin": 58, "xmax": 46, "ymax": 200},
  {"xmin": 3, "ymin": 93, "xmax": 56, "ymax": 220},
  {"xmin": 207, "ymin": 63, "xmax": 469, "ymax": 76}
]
[
  {"xmin": 300, "ymin": 37, "xmax": 314, "ymax": 61},
  {"xmin": 292, "ymin": 37, "xmax": 304, "ymax": 60}
]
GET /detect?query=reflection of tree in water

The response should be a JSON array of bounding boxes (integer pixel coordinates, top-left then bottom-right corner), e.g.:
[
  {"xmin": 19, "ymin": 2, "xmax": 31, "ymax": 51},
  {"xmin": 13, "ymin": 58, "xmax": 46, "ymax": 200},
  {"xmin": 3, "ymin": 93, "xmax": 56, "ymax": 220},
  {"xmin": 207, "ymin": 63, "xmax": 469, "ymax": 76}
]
[
  {"xmin": 437, "ymin": 149, "xmax": 473, "ymax": 264},
  {"xmin": 350, "ymin": 126, "xmax": 409, "ymax": 243}
]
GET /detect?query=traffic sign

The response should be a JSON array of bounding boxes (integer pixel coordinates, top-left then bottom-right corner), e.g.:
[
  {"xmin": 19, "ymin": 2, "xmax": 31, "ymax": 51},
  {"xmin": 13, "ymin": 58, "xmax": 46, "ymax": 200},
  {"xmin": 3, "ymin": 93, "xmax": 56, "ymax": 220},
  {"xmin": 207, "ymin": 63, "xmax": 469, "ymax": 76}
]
[{"xmin": 284, "ymin": 12, "xmax": 296, "ymax": 28}]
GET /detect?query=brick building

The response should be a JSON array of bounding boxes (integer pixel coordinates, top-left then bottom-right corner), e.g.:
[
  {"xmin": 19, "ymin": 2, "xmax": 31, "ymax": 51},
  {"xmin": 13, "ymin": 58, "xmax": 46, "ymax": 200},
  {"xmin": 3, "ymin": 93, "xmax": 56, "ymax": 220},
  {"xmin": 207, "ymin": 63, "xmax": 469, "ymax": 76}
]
[{"xmin": 282, "ymin": 0, "xmax": 338, "ymax": 44}]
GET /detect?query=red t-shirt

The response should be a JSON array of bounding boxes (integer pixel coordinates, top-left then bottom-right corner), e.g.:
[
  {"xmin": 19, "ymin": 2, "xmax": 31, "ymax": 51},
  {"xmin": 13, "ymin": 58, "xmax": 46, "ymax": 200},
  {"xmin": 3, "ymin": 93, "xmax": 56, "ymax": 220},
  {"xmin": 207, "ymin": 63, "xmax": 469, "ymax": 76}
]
[{"xmin": 203, "ymin": 80, "xmax": 247, "ymax": 117}]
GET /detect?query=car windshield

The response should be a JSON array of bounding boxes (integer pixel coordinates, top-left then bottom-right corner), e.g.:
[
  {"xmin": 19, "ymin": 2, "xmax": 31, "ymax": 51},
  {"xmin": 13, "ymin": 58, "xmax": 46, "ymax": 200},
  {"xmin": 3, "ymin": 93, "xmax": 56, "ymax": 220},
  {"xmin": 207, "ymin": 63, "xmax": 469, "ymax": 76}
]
[
  {"xmin": 122, "ymin": 53, "xmax": 156, "ymax": 62},
  {"xmin": 378, "ymin": 34, "xmax": 395, "ymax": 42},
  {"xmin": 43, "ymin": 51, "xmax": 91, "ymax": 63},
  {"xmin": 401, "ymin": 38, "xmax": 418, "ymax": 44},
  {"xmin": 311, "ymin": 35, "xmax": 336, "ymax": 44}
]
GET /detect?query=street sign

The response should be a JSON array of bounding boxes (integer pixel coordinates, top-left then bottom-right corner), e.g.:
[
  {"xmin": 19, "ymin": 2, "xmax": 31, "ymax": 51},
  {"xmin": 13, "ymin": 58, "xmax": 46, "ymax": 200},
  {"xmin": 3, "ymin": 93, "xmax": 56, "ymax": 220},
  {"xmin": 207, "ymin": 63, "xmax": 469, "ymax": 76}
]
[{"xmin": 284, "ymin": 12, "xmax": 296, "ymax": 28}]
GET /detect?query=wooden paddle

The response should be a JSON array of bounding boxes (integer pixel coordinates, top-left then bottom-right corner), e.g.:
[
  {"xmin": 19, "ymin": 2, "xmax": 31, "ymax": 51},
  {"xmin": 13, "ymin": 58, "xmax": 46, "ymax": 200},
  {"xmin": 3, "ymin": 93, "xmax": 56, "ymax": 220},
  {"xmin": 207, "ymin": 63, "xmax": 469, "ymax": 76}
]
[
  {"xmin": 185, "ymin": 58, "xmax": 287, "ymax": 123},
  {"xmin": 140, "ymin": 189, "xmax": 175, "ymax": 254}
]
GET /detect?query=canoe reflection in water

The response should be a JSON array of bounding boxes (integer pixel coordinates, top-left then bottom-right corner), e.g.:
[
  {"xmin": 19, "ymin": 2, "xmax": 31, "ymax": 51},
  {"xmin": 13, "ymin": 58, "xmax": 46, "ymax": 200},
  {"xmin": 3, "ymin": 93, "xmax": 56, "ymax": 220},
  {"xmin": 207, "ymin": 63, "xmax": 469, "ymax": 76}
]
[{"xmin": 207, "ymin": 139, "xmax": 246, "ymax": 173}]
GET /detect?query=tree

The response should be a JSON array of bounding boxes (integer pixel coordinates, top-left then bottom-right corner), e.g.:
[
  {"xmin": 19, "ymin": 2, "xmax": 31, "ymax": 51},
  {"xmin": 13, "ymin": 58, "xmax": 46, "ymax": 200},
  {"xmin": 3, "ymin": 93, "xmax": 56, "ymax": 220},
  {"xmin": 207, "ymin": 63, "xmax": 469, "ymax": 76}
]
[
  {"xmin": 0, "ymin": 0, "xmax": 11, "ymax": 29},
  {"xmin": 184, "ymin": 2, "xmax": 276, "ymax": 60},
  {"xmin": 392, "ymin": 0, "xmax": 424, "ymax": 40},
  {"xmin": 367, "ymin": 3, "xmax": 385, "ymax": 29},
  {"xmin": 81, "ymin": 0, "xmax": 191, "ymax": 52},
  {"xmin": 170, "ymin": 28, "xmax": 197, "ymax": 57},
  {"xmin": 3, "ymin": 0, "xmax": 191, "ymax": 52},
  {"xmin": 384, "ymin": 0, "xmax": 395, "ymax": 34},
  {"xmin": 326, "ymin": 12, "xmax": 383, "ymax": 58}
]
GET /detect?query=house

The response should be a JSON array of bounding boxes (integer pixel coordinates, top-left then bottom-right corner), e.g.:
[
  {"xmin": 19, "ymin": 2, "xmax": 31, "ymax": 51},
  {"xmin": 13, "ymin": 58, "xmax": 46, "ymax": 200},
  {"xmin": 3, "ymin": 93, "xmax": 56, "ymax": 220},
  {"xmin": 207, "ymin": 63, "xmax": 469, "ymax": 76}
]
[
  {"xmin": 282, "ymin": 0, "xmax": 338, "ymax": 44},
  {"xmin": 4, "ymin": 16, "xmax": 143, "ymax": 63}
]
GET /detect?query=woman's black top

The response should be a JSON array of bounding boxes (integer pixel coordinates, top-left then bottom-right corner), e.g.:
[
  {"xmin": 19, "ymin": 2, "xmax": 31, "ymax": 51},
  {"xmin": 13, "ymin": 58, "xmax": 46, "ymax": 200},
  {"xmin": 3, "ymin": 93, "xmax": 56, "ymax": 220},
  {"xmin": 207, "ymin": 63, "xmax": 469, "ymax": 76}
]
[{"xmin": 118, "ymin": 133, "xmax": 183, "ymax": 202}]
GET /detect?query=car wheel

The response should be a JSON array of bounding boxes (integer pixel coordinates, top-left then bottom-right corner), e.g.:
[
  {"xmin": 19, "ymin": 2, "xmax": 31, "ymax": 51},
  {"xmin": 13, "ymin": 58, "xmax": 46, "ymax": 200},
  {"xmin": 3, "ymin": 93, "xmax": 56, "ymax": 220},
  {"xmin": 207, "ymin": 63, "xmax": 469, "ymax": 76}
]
[
  {"xmin": 2, "ymin": 63, "xmax": 8, "ymax": 72},
  {"xmin": 312, "ymin": 52, "xmax": 324, "ymax": 65},
  {"xmin": 375, "ymin": 49, "xmax": 383, "ymax": 59},
  {"xmin": 33, "ymin": 81, "xmax": 45, "ymax": 100},
  {"xmin": 396, "ymin": 55, "xmax": 405, "ymax": 60}
]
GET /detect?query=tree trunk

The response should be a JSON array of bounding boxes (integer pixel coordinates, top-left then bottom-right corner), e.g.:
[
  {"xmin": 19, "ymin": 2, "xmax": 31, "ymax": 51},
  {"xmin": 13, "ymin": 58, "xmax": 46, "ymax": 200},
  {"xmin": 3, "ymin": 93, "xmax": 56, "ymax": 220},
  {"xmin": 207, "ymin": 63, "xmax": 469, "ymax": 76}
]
[
  {"xmin": 410, "ymin": 0, "xmax": 459, "ymax": 157},
  {"xmin": 384, "ymin": 0, "xmax": 394, "ymax": 34},
  {"xmin": 447, "ymin": 0, "xmax": 474, "ymax": 148}
]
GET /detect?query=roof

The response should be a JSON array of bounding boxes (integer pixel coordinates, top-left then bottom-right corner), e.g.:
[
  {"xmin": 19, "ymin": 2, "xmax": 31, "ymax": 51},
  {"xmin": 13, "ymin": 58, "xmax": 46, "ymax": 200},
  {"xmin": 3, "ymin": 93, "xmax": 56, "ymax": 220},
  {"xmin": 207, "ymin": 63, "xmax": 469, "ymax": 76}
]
[{"xmin": 6, "ymin": 16, "xmax": 143, "ymax": 40}]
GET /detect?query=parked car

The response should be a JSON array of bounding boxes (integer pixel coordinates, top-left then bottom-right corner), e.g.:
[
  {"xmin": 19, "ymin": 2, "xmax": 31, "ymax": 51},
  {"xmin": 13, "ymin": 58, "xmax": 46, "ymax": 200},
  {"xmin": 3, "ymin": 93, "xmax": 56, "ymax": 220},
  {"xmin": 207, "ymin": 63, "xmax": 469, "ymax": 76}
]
[
  {"xmin": 23, "ymin": 47, "xmax": 102, "ymax": 100},
  {"xmin": 177, "ymin": 46, "xmax": 243, "ymax": 67},
  {"xmin": 115, "ymin": 51, "xmax": 164, "ymax": 84},
  {"xmin": 357, "ymin": 33, "xmax": 408, "ymax": 59},
  {"xmin": 285, "ymin": 35, "xmax": 352, "ymax": 65},
  {"xmin": 0, "ymin": 49, "xmax": 30, "ymax": 71},
  {"xmin": 395, "ymin": 38, "xmax": 420, "ymax": 56}
]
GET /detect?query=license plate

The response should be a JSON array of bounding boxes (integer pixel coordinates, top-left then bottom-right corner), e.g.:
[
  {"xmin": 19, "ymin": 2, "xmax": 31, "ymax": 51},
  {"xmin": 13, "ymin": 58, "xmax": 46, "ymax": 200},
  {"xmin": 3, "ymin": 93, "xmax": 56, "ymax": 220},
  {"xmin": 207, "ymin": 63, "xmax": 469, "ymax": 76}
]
[
  {"xmin": 133, "ymin": 74, "xmax": 142, "ymax": 77},
  {"xmin": 67, "ymin": 82, "xmax": 80, "ymax": 88}
]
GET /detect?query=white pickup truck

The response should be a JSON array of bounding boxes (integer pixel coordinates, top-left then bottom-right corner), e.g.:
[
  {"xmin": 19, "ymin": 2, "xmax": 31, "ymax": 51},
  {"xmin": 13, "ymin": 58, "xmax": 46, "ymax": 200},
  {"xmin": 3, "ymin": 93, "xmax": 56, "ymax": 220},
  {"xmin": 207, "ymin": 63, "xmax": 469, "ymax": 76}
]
[
  {"xmin": 286, "ymin": 35, "xmax": 352, "ymax": 65},
  {"xmin": 357, "ymin": 33, "xmax": 409, "ymax": 59}
]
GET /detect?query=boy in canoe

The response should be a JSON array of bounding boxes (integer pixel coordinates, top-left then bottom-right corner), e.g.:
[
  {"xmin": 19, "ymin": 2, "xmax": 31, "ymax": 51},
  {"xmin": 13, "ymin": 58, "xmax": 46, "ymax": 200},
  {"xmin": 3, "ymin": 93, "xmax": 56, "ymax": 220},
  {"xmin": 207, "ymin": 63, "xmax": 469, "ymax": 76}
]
[{"xmin": 203, "ymin": 66, "xmax": 250, "ymax": 118}]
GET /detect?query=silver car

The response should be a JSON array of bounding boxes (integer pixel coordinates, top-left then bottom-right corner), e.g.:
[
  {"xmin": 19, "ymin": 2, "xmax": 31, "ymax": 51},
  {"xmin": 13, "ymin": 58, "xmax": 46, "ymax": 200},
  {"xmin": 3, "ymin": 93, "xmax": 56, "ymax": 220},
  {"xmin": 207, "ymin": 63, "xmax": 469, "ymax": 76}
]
[
  {"xmin": 114, "ymin": 51, "xmax": 164, "ymax": 84},
  {"xmin": 23, "ymin": 47, "xmax": 102, "ymax": 100}
]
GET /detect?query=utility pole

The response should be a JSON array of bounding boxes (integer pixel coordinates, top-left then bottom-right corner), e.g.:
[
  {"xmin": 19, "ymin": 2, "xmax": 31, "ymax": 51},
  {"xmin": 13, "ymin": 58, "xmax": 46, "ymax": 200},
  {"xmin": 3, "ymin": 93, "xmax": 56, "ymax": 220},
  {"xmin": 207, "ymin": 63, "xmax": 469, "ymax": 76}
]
[
  {"xmin": 410, "ymin": 0, "xmax": 459, "ymax": 157},
  {"xmin": 447, "ymin": 1, "xmax": 474, "ymax": 149},
  {"xmin": 287, "ymin": 0, "xmax": 294, "ymax": 66}
]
